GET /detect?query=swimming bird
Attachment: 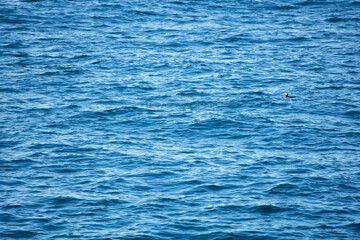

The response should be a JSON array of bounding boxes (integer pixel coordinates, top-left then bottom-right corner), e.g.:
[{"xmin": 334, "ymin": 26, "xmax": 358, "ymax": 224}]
[{"xmin": 283, "ymin": 92, "xmax": 294, "ymax": 98}]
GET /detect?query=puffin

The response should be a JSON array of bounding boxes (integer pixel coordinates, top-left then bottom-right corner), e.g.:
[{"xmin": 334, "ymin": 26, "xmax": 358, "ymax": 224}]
[{"xmin": 283, "ymin": 92, "xmax": 294, "ymax": 98}]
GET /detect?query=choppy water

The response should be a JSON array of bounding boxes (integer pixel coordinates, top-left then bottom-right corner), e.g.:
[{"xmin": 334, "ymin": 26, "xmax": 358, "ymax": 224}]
[{"xmin": 1, "ymin": 0, "xmax": 360, "ymax": 239}]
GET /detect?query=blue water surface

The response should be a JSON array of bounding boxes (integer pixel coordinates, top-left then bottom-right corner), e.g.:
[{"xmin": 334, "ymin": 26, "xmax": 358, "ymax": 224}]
[{"xmin": 1, "ymin": 0, "xmax": 360, "ymax": 239}]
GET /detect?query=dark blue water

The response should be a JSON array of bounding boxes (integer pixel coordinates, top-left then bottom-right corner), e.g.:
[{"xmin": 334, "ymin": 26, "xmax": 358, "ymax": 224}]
[{"xmin": 1, "ymin": 0, "xmax": 360, "ymax": 239}]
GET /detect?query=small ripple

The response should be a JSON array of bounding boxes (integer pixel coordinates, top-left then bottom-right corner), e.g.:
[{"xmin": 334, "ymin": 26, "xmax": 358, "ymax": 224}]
[
  {"xmin": 194, "ymin": 231, "xmax": 277, "ymax": 240},
  {"xmin": 249, "ymin": 204, "xmax": 294, "ymax": 214},
  {"xmin": 326, "ymin": 17, "xmax": 344, "ymax": 23},
  {"xmin": 0, "ymin": 87, "xmax": 20, "ymax": 93},
  {"xmin": 190, "ymin": 118, "xmax": 241, "ymax": 130},
  {"xmin": 296, "ymin": 1, "xmax": 323, "ymax": 6},
  {"xmin": 82, "ymin": 198, "xmax": 129, "ymax": 206},
  {"xmin": 0, "ymin": 180, "xmax": 26, "ymax": 186},
  {"xmin": 0, "ymin": 213, "xmax": 23, "ymax": 223},
  {"xmin": 270, "ymin": 183, "xmax": 297, "ymax": 192},
  {"xmin": 343, "ymin": 110, "xmax": 360, "ymax": 118},
  {"xmin": 1, "ymin": 204, "xmax": 23, "ymax": 210},
  {"xmin": 46, "ymin": 196, "xmax": 83, "ymax": 207},
  {"xmin": 0, "ymin": 230, "xmax": 40, "ymax": 239},
  {"xmin": 0, "ymin": 140, "xmax": 22, "ymax": 148},
  {"xmin": 272, "ymin": 5, "xmax": 297, "ymax": 10},
  {"xmin": 177, "ymin": 89, "xmax": 207, "ymax": 96},
  {"xmin": 35, "ymin": 69, "xmax": 84, "ymax": 76},
  {"xmin": 326, "ymin": 17, "xmax": 360, "ymax": 23},
  {"xmin": 170, "ymin": 1, "xmax": 185, "ymax": 5},
  {"xmin": 121, "ymin": 234, "xmax": 157, "ymax": 240},
  {"xmin": 345, "ymin": 222, "xmax": 360, "ymax": 231},
  {"xmin": 29, "ymin": 143, "xmax": 70, "ymax": 150}
]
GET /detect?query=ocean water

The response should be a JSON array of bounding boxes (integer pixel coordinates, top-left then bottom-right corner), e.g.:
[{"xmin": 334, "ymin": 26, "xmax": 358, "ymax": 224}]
[{"xmin": 1, "ymin": 0, "xmax": 360, "ymax": 239}]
